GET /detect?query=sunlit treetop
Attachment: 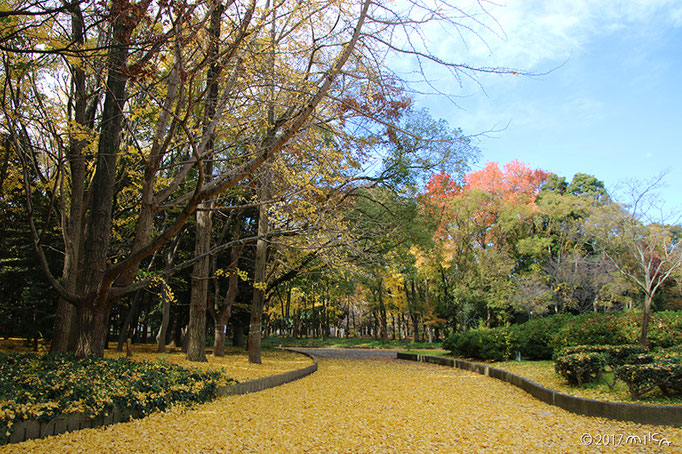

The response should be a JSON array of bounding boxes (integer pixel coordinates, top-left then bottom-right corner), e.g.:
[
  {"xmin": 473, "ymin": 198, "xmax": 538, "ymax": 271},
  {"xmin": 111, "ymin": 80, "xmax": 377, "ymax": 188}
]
[{"xmin": 465, "ymin": 160, "xmax": 549, "ymax": 204}]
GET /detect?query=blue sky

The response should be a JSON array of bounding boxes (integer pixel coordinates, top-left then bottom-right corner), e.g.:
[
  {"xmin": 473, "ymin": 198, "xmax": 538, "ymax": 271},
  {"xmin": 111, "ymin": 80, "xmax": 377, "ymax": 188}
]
[{"xmin": 404, "ymin": 0, "xmax": 682, "ymax": 218}]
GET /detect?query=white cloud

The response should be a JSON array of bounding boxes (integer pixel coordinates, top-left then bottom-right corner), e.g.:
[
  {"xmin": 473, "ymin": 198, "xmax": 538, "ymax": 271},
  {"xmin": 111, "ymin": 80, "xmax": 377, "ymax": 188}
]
[{"xmin": 428, "ymin": 0, "xmax": 682, "ymax": 71}]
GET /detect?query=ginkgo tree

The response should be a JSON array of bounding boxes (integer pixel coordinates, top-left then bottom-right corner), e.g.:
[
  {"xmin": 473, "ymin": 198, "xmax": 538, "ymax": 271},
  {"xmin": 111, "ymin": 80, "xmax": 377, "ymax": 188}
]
[{"xmin": 1, "ymin": 0, "xmax": 518, "ymax": 358}]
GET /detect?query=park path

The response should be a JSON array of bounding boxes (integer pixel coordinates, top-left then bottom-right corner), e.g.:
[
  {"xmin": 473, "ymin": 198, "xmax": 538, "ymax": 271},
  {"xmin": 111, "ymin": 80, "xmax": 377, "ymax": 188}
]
[
  {"xmin": 3, "ymin": 349, "xmax": 680, "ymax": 453},
  {"xmin": 288, "ymin": 347, "xmax": 399, "ymax": 360}
]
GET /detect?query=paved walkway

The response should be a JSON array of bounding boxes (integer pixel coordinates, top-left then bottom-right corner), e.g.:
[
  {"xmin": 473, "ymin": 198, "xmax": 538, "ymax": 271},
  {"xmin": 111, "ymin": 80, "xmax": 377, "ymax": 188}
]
[{"xmin": 3, "ymin": 349, "xmax": 680, "ymax": 453}]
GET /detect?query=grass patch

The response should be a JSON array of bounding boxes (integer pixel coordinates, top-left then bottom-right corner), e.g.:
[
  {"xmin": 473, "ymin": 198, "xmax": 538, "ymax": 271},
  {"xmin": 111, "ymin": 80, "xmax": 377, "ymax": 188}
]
[
  {"xmin": 398, "ymin": 349, "xmax": 449, "ymax": 356},
  {"xmin": 492, "ymin": 359, "xmax": 682, "ymax": 406}
]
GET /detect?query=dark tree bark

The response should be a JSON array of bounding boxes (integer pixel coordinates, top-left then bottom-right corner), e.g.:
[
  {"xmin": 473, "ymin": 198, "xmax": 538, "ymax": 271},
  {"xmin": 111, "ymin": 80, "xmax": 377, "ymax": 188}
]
[
  {"xmin": 213, "ymin": 215, "xmax": 242, "ymax": 356},
  {"xmin": 247, "ymin": 171, "xmax": 270, "ymax": 364},
  {"xmin": 186, "ymin": 0, "xmax": 223, "ymax": 362},
  {"xmin": 73, "ymin": 0, "xmax": 134, "ymax": 357},
  {"xmin": 377, "ymin": 276, "xmax": 387, "ymax": 341},
  {"xmin": 50, "ymin": 1, "xmax": 88, "ymax": 354}
]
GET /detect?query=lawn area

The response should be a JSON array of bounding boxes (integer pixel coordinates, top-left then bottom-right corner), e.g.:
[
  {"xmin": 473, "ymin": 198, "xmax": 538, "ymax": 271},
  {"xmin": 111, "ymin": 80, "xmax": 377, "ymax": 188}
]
[{"xmin": 467, "ymin": 358, "xmax": 682, "ymax": 406}]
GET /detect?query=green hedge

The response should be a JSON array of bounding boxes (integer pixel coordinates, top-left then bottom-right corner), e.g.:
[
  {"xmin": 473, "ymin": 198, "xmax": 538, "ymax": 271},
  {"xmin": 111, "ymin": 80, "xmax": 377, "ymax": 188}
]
[
  {"xmin": 556, "ymin": 345, "xmax": 650, "ymax": 367},
  {"xmin": 443, "ymin": 311, "xmax": 682, "ymax": 361},
  {"xmin": 0, "ymin": 353, "xmax": 235, "ymax": 443},
  {"xmin": 442, "ymin": 328, "xmax": 513, "ymax": 361},
  {"xmin": 554, "ymin": 352, "xmax": 606, "ymax": 386},
  {"xmin": 551, "ymin": 345, "xmax": 682, "ymax": 400},
  {"xmin": 615, "ymin": 351, "xmax": 682, "ymax": 400},
  {"xmin": 553, "ymin": 345, "xmax": 650, "ymax": 388}
]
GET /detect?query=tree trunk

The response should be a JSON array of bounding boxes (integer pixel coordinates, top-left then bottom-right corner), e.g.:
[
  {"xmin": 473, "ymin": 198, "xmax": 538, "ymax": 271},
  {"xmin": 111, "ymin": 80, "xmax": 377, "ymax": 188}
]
[
  {"xmin": 50, "ymin": 1, "xmax": 89, "ymax": 355},
  {"xmin": 377, "ymin": 276, "xmax": 387, "ymax": 341},
  {"xmin": 248, "ymin": 171, "xmax": 269, "ymax": 363},
  {"xmin": 116, "ymin": 291, "xmax": 142, "ymax": 351},
  {"xmin": 279, "ymin": 291, "xmax": 287, "ymax": 336},
  {"xmin": 293, "ymin": 308, "xmax": 300, "ymax": 338},
  {"xmin": 74, "ymin": 299, "xmax": 110, "ymax": 357},
  {"xmin": 640, "ymin": 293, "xmax": 652, "ymax": 347},
  {"xmin": 69, "ymin": 0, "xmax": 133, "ymax": 357},
  {"xmin": 409, "ymin": 279, "xmax": 419, "ymax": 342},
  {"xmin": 156, "ymin": 296, "xmax": 171, "ymax": 353},
  {"xmin": 170, "ymin": 315, "xmax": 183, "ymax": 348},
  {"xmin": 186, "ymin": 0, "xmax": 223, "ymax": 362},
  {"xmin": 212, "ymin": 215, "xmax": 241, "ymax": 356},
  {"xmin": 186, "ymin": 208, "xmax": 212, "ymax": 362},
  {"xmin": 213, "ymin": 290, "xmax": 235, "ymax": 356}
]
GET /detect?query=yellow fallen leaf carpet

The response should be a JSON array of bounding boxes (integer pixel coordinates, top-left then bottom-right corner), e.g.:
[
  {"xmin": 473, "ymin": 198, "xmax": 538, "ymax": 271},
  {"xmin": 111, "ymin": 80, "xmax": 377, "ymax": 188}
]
[{"xmin": 3, "ymin": 358, "xmax": 680, "ymax": 453}]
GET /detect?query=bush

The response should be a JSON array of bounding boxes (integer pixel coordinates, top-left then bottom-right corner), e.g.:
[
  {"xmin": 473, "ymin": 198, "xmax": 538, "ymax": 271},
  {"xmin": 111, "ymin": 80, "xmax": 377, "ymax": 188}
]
[
  {"xmin": 509, "ymin": 315, "xmax": 571, "ymax": 360},
  {"xmin": 444, "ymin": 312, "xmax": 681, "ymax": 362},
  {"xmin": 644, "ymin": 311, "xmax": 682, "ymax": 349},
  {"xmin": 0, "ymin": 353, "xmax": 235, "ymax": 443},
  {"xmin": 554, "ymin": 313, "xmax": 636, "ymax": 348},
  {"xmin": 615, "ymin": 353, "xmax": 682, "ymax": 400},
  {"xmin": 443, "ymin": 328, "xmax": 513, "ymax": 361},
  {"xmin": 554, "ymin": 352, "xmax": 606, "ymax": 386},
  {"xmin": 556, "ymin": 344, "xmax": 649, "ymax": 368}
]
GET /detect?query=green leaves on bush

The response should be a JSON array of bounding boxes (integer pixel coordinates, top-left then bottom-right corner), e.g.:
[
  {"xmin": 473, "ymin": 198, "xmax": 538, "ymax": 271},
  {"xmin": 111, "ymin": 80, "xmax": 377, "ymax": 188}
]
[
  {"xmin": 615, "ymin": 352, "xmax": 682, "ymax": 400},
  {"xmin": 552, "ymin": 345, "xmax": 682, "ymax": 399},
  {"xmin": 443, "ymin": 328, "xmax": 514, "ymax": 361},
  {"xmin": 554, "ymin": 352, "xmax": 606, "ymax": 386},
  {"xmin": 554, "ymin": 345, "xmax": 649, "ymax": 388},
  {"xmin": 554, "ymin": 313, "xmax": 636, "ymax": 348},
  {"xmin": 556, "ymin": 345, "xmax": 649, "ymax": 367},
  {"xmin": 443, "ymin": 311, "xmax": 682, "ymax": 361}
]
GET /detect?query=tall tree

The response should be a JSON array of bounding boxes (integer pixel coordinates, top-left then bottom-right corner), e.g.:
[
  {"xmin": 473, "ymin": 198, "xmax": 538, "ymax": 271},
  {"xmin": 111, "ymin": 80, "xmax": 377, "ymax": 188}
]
[
  {"xmin": 587, "ymin": 178, "xmax": 682, "ymax": 345},
  {"xmin": 2, "ymin": 0, "xmax": 524, "ymax": 356}
]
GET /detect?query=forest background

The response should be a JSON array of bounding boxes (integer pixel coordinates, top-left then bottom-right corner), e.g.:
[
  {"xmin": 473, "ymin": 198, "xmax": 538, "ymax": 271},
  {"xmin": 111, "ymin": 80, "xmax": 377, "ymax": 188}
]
[{"xmin": 0, "ymin": 0, "xmax": 680, "ymax": 364}]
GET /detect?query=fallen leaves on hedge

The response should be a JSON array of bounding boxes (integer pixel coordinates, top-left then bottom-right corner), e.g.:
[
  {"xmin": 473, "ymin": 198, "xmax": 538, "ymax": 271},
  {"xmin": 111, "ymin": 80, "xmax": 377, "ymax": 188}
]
[
  {"xmin": 0, "ymin": 353, "xmax": 233, "ymax": 442},
  {"xmin": 4, "ymin": 358, "xmax": 680, "ymax": 453}
]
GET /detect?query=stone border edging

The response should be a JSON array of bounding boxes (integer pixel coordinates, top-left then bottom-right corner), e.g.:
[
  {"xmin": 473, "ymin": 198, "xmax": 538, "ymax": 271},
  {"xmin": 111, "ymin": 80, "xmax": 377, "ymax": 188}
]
[
  {"xmin": 216, "ymin": 349, "xmax": 317, "ymax": 397},
  {"xmin": 397, "ymin": 352, "xmax": 682, "ymax": 427},
  {"xmin": 6, "ymin": 350, "xmax": 318, "ymax": 445}
]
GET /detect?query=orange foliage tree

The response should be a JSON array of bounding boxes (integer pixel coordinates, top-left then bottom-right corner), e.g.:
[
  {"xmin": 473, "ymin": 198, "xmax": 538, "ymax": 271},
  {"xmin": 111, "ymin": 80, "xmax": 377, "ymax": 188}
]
[{"xmin": 419, "ymin": 160, "xmax": 550, "ymax": 328}]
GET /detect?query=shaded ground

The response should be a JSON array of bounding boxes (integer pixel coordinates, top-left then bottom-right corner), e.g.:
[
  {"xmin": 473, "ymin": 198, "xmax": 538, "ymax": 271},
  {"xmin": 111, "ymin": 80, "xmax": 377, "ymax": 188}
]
[{"xmin": 3, "ymin": 349, "xmax": 680, "ymax": 453}]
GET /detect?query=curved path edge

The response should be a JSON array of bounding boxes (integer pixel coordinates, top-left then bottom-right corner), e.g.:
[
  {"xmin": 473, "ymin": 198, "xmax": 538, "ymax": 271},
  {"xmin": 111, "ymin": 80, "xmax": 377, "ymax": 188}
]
[
  {"xmin": 398, "ymin": 352, "xmax": 682, "ymax": 428},
  {"xmin": 5, "ymin": 350, "xmax": 317, "ymax": 445},
  {"xmin": 216, "ymin": 349, "xmax": 317, "ymax": 397}
]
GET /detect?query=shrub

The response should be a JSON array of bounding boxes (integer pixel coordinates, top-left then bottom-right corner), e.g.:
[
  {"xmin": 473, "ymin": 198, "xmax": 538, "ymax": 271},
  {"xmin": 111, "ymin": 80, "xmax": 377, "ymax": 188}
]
[
  {"xmin": 554, "ymin": 313, "xmax": 635, "ymax": 348},
  {"xmin": 509, "ymin": 315, "xmax": 571, "ymax": 360},
  {"xmin": 554, "ymin": 351, "xmax": 606, "ymax": 386},
  {"xmin": 615, "ymin": 354, "xmax": 682, "ymax": 400},
  {"xmin": 443, "ymin": 328, "xmax": 513, "ymax": 361},
  {"xmin": 645, "ymin": 311, "xmax": 682, "ymax": 349},
  {"xmin": 444, "ymin": 311, "xmax": 681, "ymax": 362},
  {"xmin": 0, "ymin": 353, "xmax": 235, "ymax": 443},
  {"xmin": 556, "ymin": 344, "xmax": 649, "ymax": 368}
]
